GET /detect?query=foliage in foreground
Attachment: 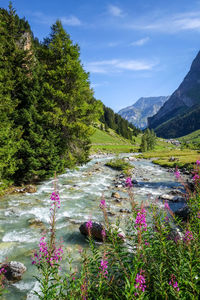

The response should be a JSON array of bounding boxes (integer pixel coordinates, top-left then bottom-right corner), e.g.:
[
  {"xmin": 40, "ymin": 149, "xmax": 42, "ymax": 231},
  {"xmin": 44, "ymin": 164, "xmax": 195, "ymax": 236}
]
[{"xmin": 20, "ymin": 161, "xmax": 200, "ymax": 299}]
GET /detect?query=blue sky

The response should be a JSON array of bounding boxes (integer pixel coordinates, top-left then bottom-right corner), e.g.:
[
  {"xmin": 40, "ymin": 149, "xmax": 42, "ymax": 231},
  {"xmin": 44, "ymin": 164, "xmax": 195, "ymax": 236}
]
[{"xmin": 1, "ymin": 0, "xmax": 200, "ymax": 111}]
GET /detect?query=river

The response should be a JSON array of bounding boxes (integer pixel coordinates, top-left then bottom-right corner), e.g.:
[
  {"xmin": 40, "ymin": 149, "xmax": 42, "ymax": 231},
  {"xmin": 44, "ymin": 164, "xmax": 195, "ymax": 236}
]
[{"xmin": 0, "ymin": 154, "xmax": 184, "ymax": 299}]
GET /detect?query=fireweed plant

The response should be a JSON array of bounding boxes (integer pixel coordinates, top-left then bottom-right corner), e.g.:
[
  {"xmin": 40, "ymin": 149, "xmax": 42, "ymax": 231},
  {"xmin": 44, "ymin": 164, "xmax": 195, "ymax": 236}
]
[{"xmin": 29, "ymin": 163, "xmax": 200, "ymax": 299}]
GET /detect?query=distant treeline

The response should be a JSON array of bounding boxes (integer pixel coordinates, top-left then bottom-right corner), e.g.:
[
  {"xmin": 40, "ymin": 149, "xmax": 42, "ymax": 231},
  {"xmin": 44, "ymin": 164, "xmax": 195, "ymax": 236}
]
[
  {"xmin": 100, "ymin": 105, "xmax": 141, "ymax": 140},
  {"xmin": 0, "ymin": 4, "xmax": 140, "ymax": 188}
]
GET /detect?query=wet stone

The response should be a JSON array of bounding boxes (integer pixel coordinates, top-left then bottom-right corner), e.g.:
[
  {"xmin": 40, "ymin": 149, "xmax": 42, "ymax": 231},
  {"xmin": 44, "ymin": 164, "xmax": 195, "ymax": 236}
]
[{"xmin": 1, "ymin": 261, "xmax": 26, "ymax": 282}]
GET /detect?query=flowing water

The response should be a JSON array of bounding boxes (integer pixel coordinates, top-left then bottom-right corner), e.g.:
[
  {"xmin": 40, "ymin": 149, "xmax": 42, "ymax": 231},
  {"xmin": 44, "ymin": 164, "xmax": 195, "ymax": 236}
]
[{"xmin": 0, "ymin": 154, "xmax": 184, "ymax": 299}]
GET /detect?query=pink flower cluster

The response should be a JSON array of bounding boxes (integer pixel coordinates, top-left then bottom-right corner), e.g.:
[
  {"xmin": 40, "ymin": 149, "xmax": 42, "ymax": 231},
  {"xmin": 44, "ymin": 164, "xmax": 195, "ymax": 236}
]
[
  {"xmin": 125, "ymin": 177, "xmax": 133, "ymax": 188},
  {"xmin": 86, "ymin": 219, "xmax": 92, "ymax": 230},
  {"xmin": 169, "ymin": 274, "xmax": 180, "ymax": 292},
  {"xmin": 196, "ymin": 160, "xmax": 200, "ymax": 166},
  {"xmin": 164, "ymin": 201, "xmax": 170, "ymax": 210},
  {"xmin": 32, "ymin": 236, "xmax": 63, "ymax": 266},
  {"xmin": 174, "ymin": 169, "xmax": 181, "ymax": 179},
  {"xmin": 0, "ymin": 267, "xmax": 6, "ymax": 275},
  {"xmin": 184, "ymin": 230, "xmax": 193, "ymax": 242},
  {"xmin": 135, "ymin": 270, "xmax": 146, "ymax": 292},
  {"xmin": 193, "ymin": 174, "xmax": 200, "ymax": 181},
  {"xmin": 197, "ymin": 211, "xmax": 200, "ymax": 219},
  {"xmin": 100, "ymin": 199, "xmax": 106, "ymax": 209},
  {"xmin": 99, "ymin": 257, "xmax": 108, "ymax": 278},
  {"xmin": 50, "ymin": 191, "xmax": 60, "ymax": 208},
  {"xmin": 135, "ymin": 208, "xmax": 147, "ymax": 232},
  {"xmin": 101, "ymin": 229, "xmax": 106, "ymax": 239}
]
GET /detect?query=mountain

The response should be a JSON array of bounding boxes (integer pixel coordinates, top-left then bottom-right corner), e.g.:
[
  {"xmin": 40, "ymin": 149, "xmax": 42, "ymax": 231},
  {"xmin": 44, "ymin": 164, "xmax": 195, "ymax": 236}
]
[
  {"xmin": 148, "ymin": 51, "xmax": 200, "ymax": 138},
  {"xmin": 118, "ymin": 96, "xmax": 169, "ymax": 129}
]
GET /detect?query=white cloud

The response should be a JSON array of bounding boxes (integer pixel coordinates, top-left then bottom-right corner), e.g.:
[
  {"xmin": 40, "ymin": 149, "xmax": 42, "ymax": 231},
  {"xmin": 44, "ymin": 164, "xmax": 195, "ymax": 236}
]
[
  {"xmin": 131, "ymin": 37, "xmax": 150, "ymax": 46},
  {"xmin": 31, "ymin": 11, "xmax": 81, "ymax": 26},
  {"xmin": 126, "ymin": 11, "xmax": 200, "ymax": 33},
  {"xmin": 108, "ymin": 5, "xmax": 123, "ymax": 17},
  {"xmin": 85, "ymin": 59, "xmax": 157, "ymax": 74},
  {"xmin": 60, "ymin": 16, "xmax": 81, "ymax": 26}
]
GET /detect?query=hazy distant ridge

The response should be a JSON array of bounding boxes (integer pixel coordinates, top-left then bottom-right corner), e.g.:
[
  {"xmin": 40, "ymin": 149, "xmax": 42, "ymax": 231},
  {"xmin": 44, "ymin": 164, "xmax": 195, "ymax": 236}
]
[{"xmin": 118, "ymin": 96, "xmax": 169, "ymax": 129}]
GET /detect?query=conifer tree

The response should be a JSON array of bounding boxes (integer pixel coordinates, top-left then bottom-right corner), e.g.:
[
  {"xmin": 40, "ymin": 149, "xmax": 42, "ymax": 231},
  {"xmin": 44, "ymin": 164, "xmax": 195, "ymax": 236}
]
[
  {"xmin": 38, "ymin": 20, "xmax": 102, "ymax": 168},
  {"xmin": 0, "ymin": 6, "xmax": 22, "ymax": 184}
]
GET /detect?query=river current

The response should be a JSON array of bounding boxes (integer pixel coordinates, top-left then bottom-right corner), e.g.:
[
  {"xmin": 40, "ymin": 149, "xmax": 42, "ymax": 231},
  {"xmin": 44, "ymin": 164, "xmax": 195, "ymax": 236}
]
[{"xmin": 0, "ymin": 154, "xmax": 184, "ymax": 299}]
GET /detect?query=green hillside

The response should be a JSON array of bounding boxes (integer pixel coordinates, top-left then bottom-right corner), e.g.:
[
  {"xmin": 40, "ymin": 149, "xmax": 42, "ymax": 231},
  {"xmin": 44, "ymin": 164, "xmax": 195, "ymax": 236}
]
[
  {"xmin": 179, "ymin": 129, "xmax": 200, "ymax": 144},
  {"xmin": 154, "ymin": 104, "xmax": 200, "ymax": 138},
  {"xmin": 90, "ymin": 127, "xmax": 141, "ymax": 153}
]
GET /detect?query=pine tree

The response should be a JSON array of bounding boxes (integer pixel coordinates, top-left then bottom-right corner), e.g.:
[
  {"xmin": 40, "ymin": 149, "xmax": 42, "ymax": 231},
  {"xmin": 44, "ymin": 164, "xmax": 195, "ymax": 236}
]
[
  {"xmin": 38, "ymin": 20, "xmax": 102, "ymax": 169},
  {"xmin": 0, "ymin": 6, "xmax": 22, "ymax": 184}
]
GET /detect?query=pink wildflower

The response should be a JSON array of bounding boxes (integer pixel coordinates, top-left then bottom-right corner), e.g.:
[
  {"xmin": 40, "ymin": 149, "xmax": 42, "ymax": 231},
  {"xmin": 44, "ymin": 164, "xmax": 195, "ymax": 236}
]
[
  {"xmin": 184, "ymin": 230, "xmax": 193, "ymax": 242},
  {"xmin": 0, "ymin": 268, "xmax": 6, "ymax": 275},
  {"xmin": 125, "ymin": 177, "xmax": 133, "ymax": 188},
  {"xmin": 174, "ymin": 168, "xmax": 181, "ymax": 179},
  {"xmin": 86, "ymin": 219, "xmax": 92, "ymax": 230},
  {"xmin": 193, "ymin": 174, "xmax": 200, "ymax": 181},
  {"xmin": 135, "ymin": 208, "xmax": 147, "ymax": 231},
  {"xmin": 99, "ymin": 255, "xmax": 108, "ymax": 278},
  {"xmin": 197, "ymin": 211, "xmax": 200, "ymax": 219},
  {"xmin": 135, "ymin": 270, "xmax": 146, "ymax": 292},
  {"xmin": 100, "ymin": 199, "xmax": 106, "ymax": 209},
  {"xmin": 101, "ymin": 229, "xmax": 106, "ymax": 239},
  {"xmin": 50, "ymin": 191, "xmax": 60, "ymax": 208},
  {"xmin": 196, "ymin": 160, "xmax": 200, "ymax": 166},
  {"xmin": 164, "ymin": 201, "xmax": 170, "ymax": 210},
  {"xmin": 169, "ymin": 274, "xmax": 180, "ymax": 292}
]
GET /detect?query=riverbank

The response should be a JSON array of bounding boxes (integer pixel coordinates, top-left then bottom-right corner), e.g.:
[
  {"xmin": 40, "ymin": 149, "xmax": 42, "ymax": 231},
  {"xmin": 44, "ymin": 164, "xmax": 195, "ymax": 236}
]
[{"xmin": 0, "ymin": 154, "xmax": 190, "ymax": 299}]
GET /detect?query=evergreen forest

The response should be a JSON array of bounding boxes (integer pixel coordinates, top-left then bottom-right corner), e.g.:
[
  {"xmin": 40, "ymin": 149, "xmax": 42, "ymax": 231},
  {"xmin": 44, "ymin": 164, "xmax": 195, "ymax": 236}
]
[{"xmin": 0, "ymin": 4, "xmax": 139, "ymax": 189}]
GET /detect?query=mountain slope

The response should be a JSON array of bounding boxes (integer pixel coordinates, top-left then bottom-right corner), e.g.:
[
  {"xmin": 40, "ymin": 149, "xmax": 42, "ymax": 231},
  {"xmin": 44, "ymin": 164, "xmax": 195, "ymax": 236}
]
[
  {"xmin": 118, "ymin": 96, "xmax": 169, "ymax": 129},
  {"xmin": 148, "ymin": 51, "xmax": 200, "ymax": 137}
]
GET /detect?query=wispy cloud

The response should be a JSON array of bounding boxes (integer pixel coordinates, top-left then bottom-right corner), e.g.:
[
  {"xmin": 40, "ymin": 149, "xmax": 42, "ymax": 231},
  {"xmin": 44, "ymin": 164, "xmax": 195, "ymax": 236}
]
[
  {"xmin": 85, "ymin": 59, "xmax": 157, "ymax": 74},
  {"xmin": 108, "ymin": 5, "xmax": 123, "ymax": 17},
  {"xmin": 126, "ymin": 11, "xmax": 200, "ymax": 33},
  {"xmin": 60, "ymin": 16, "xmax": 81, "ymax": 26},
  {"xmin": 91, "ymin": 81, "xmax": 108, "ymax": 88},
  {"xmin": 107, "ymin": 41, "xmax": 121, "ymax": 47},
  {"xmin": 131, "ymin": 37, "xmax": 150, "ymax": 46},
  {"xmin": 31, "ymin": 11, "xmax": 81, "ymax": 26}
]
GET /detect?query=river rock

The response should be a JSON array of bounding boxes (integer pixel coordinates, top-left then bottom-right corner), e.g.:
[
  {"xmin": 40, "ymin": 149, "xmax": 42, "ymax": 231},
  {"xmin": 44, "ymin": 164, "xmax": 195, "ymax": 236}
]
[
  {"xmin": 159, "ymin": 194, "xmax": 185, "ymax": 202},
  {"xmin": 25, "ymin": 185, "xmax": 37, "ymax": 193},
  {"xmin": 119, "ymin": 208, "xmax": 131, "ymax": 213},
  {"xmin": 132, "ymin": 179, "xmax": 138, "ymax": 185},
  {"xmin": 111, "ymin": 192, "xmax": 120, "ymax": 199},
  {"xmin": 1, "ymin": 261, "xmax": 26, "ymax": 282},
  {"xmin": 107, "ymin": 211, "xmax": 116, "ymax": 216},
  {"xmin": 27, "ymin": 218, "xmax": 46, "ymax": 230},
  {"xmin": 174, "ymin": 205, "xmax": 190, "ymax": 221},
  {"xmin": 129, "ymin": 156, "xmax": 137, "ymax": 161},
  {"xmin": 79, "ymin": 222, "xmax": 105, "ymax": 241}
]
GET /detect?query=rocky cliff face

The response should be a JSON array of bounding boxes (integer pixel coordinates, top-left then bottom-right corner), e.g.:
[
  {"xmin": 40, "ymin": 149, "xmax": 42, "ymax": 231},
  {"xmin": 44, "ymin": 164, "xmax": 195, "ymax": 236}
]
[
  {"xmin": 118, "ymin": 96, "xmax": 169, "ymax": 129},
  {"xmin": 148, "ymin": 51, "xmax": 200, "ymax": 131}
]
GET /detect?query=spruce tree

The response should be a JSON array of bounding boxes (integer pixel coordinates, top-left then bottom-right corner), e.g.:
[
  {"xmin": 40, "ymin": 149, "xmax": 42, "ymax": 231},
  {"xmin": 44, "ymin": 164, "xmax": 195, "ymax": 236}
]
[
  {"xmin": 38, "ymin": 20, "xmax": 102, "ymax": 168},
  {"xmin": 0, "ymin": 6, "xmax": 22, "ymax": 184}
]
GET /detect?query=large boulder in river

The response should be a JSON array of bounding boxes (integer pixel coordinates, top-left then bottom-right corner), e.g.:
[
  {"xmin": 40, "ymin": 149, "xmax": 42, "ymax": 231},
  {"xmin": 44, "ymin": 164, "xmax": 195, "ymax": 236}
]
[
  {"xmin": 174, "ymin": 205, "xmax": 190, "ymax": 221},
  {"xmin": 1, "ymin": 261, "xmax": 26, "ymax": 282},
  {"xmin": 79, "ymin": 222, "xmax": 105, "ymax": 241},
  {"xmin": 159, "ymin": 194, "xmax": 185, "ymax": 202}
]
